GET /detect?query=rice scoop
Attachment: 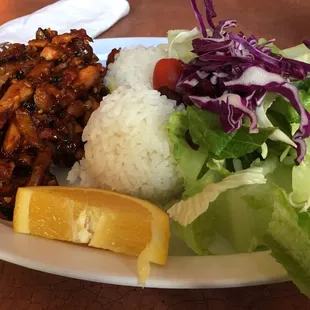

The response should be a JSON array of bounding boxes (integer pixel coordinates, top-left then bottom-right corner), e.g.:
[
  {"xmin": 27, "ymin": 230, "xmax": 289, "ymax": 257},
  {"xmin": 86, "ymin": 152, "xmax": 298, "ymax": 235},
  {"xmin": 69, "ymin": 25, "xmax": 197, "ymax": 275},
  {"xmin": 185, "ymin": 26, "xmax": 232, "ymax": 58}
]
[
  {"xmin": 68, "ymin": 85, "xmax": 183, "ymax": 204},
  {"xmin": 105, "ymin": 46, "xmax": 167, "ymax": 91}
]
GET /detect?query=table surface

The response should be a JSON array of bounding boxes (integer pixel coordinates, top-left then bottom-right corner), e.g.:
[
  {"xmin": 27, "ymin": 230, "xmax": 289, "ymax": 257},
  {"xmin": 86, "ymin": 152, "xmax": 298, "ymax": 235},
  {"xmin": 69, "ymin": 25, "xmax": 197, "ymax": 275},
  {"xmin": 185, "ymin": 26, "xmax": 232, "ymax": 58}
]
[{"xmin": 0, "ymin": 0, "xmax": 310, "ymax": 309}]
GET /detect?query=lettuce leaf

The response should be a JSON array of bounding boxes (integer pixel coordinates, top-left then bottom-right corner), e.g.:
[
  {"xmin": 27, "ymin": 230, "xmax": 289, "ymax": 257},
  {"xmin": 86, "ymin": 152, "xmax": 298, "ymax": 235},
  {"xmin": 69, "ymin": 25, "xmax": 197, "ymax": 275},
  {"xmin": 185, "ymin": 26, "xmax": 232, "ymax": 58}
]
[
  {"xmin": 172, "ymin": 184, "xmax": 273, "ymax": 255},
  {"xmin": 167, "ymin": 28, "xmax": 200, "ymax": 63},
  {"xmin": 167, "ymin": 110, "xmax": 229, "ymax": 200},
  {"xmin": 291, "ymin": 153, "xmax": 310, "ymax": 205},
  {"xmin": 167, "ymin": 110, "xmax": 208, "ymax": 189},
  {"xmin": 182, "ymin": 167, "xmax": 227, "ymax": 200},
  {"xmin": 298, "ymin": 211, "xmax": 310, "ymax": 237},
  {"xmin": 168, "ymin": 167, "xmax": 266, "ymax": 226},
  {"xmin": 270, "ymin": 88, "xmax": 310, "ymax": 124},
  {"xmin": 171, "ymin": 183, "xmax": 310, "ymax": 297},
  {"xmin": 256, "ymin": 94, "xmax": 295, "ymax": 147},
  {"xmin": 263, "ymin": 189, "xmax": 310, "ymax": 297},
  {"xmin": 258, "ymin": 38, "xmax": 281, "ymax": 55},
  {"xmin": 280, "ymin": 43, "xmax": 310, "ymax": 63},
  {"xmin": 289, "ymin": 136, "xmax": 310, "ymax": 210},
  {"xmin": 187, "ymin": 107, "xmax": 275, "ymax": 159}
]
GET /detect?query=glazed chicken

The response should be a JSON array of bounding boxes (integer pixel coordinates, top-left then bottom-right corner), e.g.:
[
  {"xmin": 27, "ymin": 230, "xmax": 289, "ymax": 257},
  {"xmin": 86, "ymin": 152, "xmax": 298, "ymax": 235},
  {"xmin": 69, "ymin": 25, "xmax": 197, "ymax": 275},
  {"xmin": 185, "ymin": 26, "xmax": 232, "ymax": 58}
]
[{"xmin": 0, "ymin": 28, "xmax": 108, "ymax": 220}]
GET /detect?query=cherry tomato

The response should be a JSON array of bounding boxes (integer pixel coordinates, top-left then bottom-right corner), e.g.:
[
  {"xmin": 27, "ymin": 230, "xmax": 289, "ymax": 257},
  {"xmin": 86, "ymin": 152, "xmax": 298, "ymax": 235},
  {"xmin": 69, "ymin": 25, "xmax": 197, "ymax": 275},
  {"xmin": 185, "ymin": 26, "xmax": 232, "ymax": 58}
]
[{"xmin": 153, "ymin": 58, "xmax": 184, "ymax": 91}]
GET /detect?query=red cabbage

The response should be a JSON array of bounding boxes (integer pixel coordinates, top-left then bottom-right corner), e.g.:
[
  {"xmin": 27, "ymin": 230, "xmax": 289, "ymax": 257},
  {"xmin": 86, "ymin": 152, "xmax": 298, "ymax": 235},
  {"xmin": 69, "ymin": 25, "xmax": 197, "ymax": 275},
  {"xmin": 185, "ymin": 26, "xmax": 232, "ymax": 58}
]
[
  {"xmin": 181, "ymin": 0, "xmax": 310, "ymax": 164},
  {"xmin": 190, "ymin": 0, "xmax": 208, "ymax": 38},
  {"xmin": 224, "ymin": 66, "xmax": 310, "ymax": 164},
  {"xmin": 189, "ymin": 92, "xmax": 258, "ymax": 133}
]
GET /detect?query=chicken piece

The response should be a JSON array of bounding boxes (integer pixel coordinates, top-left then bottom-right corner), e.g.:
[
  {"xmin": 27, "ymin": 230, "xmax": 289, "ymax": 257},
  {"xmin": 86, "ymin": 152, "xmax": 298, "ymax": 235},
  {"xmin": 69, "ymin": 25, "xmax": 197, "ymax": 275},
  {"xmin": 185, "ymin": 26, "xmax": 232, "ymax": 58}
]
[
  {"xmin": 28, "ymin": 40, "xmax": 48, "ymax": 48},
  {"xmin": 73, "ymin": 120, "xmax": 83, "ymax": 134},
  {"xmin": 83, "ymin": 110, "xmax": 93, "ymax": 126},
  {"xmin": 82, "ymin": 97, "xmax": 100, "ymax": 125},
  {"xmin": 3, "ymin": 118, "xmax": 21, "ymax": 154},
  {"xmin": 0, "ymin": 160, "xmax": 15, "ymax": 181},
  {"xmin": 75, "ymin": 147, "xmax": 84, "ymax": 161},
  {"xmin": 40, "ymin": 45, "xmax": 65, "ymax": 61},
  {"xmin": 58, "ymin": 87, "xmax": 77, "ymax": 108},
  {"xmin": 0, "ymin": 183, "xmax": 14, "ymax": 196},
  {"xmin": 68, "ymin": 39, "xmax": 94, "ymax": 62},
  {"xmin": 52, "ymin": 34, "xmax": 77, "ymax": 45},
  {"xmin": 69, "ymin": 57, "xmax": 84, "ymax": 68},
  {"xmin": 73, "ymin": 64, "xmax": 102, "ymax": 90},
  {"xmin": 0, "ymin": 43, "xmax": 25, "ymax": 63},
  {"xmin": 15, "ymin": 108, "xmax": 42, "ymax": 149},
  {"xmin": 57, "ymin": 68, "xmax": 78, "ymax": 88},
  {"xmin": 0, "ymin": 63, "xmax": 23, "ymax": 90},
  {"xmin": 16, "ymin": 152, "xmax": 35, "ymax": 167},
  {"xmin": 36, "ymin": 28, "xmax": 58, "ymax": 41},
  {"xmin": 27, "ymin": 148, "xmax": 53, "ymax": 186},
  {"xmin": 66, "ymin": 100, "xmax": 86, "ymax": 118},
  {"xmin": 0, "ymin": 60, "xmax": 33, "ymax": 90},
  {"xmin": 106, "ymin": 48, "xmax": 121, "ymax": 67},
  {"xmin": 52, "ymin": 29, "xmax": 91, "ymax": 45},
  {"xmin": 26, "ymin": 62, "xmax": 53, "ymax": 87},
  {"xmin": 70, "ymin": 29, "xmax": 92, "ymax": 41},
  {"xmin": 39, "ymin": 128, "xmax": 57, "ymax": 140},
  {"xmin": 84, "ymin": 97, "xmax": 100, "ymax": 111},
  {"xmin": 0, "ymin": 81, "xmax": 33, "ymax": 129},
  {"xmin": 0, "ymin": 73, "xmax": 10, "ymax": 90},
  {"xmin": 34, "ymin": 83, "xmax": 59, "ymax": 112},
  {"xmin": 0, "ymin": 59, "xmax": 39, "ymax": 89}
]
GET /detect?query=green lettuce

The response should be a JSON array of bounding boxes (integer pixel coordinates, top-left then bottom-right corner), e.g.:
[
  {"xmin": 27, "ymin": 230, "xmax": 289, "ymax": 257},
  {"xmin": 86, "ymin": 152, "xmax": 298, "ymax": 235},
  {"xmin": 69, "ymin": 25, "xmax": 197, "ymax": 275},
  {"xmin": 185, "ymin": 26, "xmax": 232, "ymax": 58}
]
[
  {"xmin": 167, "ymin": 110, "xmax": 208, "ymax": 189},
  {"xmin": 258, "ymin": 38, "xmax": 281, "ymax": 55},
  {"xmin": 187, "ymin": 106, "xmax": 275, "ymax": 159},
  {"xmin": 280, "ymin": 43, "xmax": 310, "ymax": 63},
  {"xmin": 167, "ymin": 110, "xmax": 229, "ymax": 199},
  {"xmin": 168, "ymin": 167, "xmax": 266, "ymax": 226},
  {"xmin": 289, "ymin": 136, "xmax": 310, "ymax": 209},
  {"xmin": 298, "ymin": 211, "xmax": 310, "ymax": 237},
  {"xmin": 270, "ymin": 88, "xmax": 310, "ymax": 124},
  {"xmin": 263, "ymin": 189, "xmax": 310, "ymax": 297},
  {"xmin": 256, "ymin": 94, "xmax": 295, "ymax": 148},
  {"xmin": 167, "ymin": 28, "xmax": 200, "ymax": 63},
  {"xmin": 291, "ymin": 153, "xmax": 310, "ymax": 206},
  {"xmin": 171, "ymin": 183, "xmax": 310, "ymax": 297}
]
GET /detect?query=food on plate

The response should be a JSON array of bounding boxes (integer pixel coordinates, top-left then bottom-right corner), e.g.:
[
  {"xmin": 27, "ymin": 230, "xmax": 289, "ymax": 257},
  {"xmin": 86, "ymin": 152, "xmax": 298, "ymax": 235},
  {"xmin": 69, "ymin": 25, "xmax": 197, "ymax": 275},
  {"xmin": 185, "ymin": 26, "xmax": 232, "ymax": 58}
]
[
  {"xmin": 105, "ymin": 46, "xmax": 167, "ymax": 91},
  {"xmin": 5, "ymin": 0, "xmax": 310, "ymax": 293},
  {"xmin": 13, "ymin": 186, "xmax": 170, "ymax": 284},
  {"xmin": 68, "ymin": 85, "xmax": 183, "ymax": 204},
  {"xmin": 0, "ymin": 28, "xmax": 107, "ymax": 219},
  {"xmin": 67, "ymin": 0, "xmax": 310, "ymax": 294},
  {"xmin": 153, "ymin": 58, "xmax": 185, "ymax": 91}
]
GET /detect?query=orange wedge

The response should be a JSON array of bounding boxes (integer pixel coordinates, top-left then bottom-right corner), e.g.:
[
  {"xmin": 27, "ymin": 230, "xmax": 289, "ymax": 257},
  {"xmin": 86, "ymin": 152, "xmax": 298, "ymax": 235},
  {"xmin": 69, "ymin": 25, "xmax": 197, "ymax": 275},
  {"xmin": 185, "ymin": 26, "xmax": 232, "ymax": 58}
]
[{"xmin": 13, "ymin": 187, "xmax": 170, "ymax": 284}]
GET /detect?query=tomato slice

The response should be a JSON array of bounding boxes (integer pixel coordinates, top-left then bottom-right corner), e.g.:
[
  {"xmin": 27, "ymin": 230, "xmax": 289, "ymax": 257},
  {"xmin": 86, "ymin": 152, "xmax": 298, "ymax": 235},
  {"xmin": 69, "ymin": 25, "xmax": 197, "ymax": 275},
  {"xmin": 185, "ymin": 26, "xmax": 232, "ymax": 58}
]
[{"xmin": 153, "ymin": 58, "xmax": 184, "ymax": 91}]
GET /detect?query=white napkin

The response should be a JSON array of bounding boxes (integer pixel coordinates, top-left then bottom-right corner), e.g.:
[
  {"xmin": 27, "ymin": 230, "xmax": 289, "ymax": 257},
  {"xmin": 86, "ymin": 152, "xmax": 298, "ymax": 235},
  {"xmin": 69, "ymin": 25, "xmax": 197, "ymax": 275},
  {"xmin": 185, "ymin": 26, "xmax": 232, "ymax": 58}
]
[{"xmin": 0, "ymin": 0, "xmax": 130, "ymax": 44}]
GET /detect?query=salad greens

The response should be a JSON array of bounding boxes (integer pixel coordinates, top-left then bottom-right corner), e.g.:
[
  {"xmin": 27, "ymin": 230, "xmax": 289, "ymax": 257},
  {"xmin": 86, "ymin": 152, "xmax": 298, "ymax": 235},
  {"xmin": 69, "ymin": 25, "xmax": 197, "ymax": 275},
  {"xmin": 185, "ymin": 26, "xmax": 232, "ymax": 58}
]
[
  {"xmin": 163, "ymin": 0, "xmax": 310, "ymax": 298},
  {"xmin": 187, "ymin": 107, "xmax": 275, "ymax": 159},
  {"xmin": 167, "ymin": 28, "xmax": 201, "ymax": 63}
]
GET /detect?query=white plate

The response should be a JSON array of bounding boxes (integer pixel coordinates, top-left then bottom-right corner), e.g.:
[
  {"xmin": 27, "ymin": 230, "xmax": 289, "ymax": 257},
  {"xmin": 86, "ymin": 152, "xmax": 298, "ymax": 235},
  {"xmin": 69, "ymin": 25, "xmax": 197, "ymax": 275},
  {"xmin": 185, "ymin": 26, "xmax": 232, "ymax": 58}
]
[{"xmin": 0, "ymin": 37, "xmax": 288, "ymax": 289}]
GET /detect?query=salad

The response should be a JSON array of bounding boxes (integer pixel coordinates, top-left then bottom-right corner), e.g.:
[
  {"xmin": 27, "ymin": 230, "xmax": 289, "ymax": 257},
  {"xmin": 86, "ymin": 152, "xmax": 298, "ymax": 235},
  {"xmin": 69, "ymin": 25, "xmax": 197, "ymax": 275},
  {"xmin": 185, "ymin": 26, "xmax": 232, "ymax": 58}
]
[{"xmin": 160, "ymin": 0, "xmax": 310, "ymax": 297}]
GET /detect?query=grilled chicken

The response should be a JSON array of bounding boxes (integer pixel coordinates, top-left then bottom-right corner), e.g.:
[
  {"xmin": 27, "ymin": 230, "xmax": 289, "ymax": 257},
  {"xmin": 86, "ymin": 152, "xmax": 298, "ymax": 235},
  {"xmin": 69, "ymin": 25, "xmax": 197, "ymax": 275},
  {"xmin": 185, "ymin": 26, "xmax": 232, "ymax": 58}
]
[
  {"xmin": 0, "ymin": 28, "xmax": 108, "ymax": 220},
  {"xmin": 0, "ymin": 81, "xmax": 34, "ymax": 129},
  {"xmin": 3, "ymin": 118, "xmax": 21, "ymax": 154}
]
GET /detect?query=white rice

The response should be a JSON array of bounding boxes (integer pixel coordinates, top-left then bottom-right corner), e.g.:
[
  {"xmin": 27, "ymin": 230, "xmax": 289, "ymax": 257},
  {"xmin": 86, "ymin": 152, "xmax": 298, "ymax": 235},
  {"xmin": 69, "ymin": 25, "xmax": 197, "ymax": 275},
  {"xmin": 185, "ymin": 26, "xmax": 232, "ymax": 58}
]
[
  {"xmin": 68, "ymin": 85, "xmax": 183, "ymax": 204},
  {"xmin": 105, "ymin": 46, "xmax": 167, "ymax": 91}
]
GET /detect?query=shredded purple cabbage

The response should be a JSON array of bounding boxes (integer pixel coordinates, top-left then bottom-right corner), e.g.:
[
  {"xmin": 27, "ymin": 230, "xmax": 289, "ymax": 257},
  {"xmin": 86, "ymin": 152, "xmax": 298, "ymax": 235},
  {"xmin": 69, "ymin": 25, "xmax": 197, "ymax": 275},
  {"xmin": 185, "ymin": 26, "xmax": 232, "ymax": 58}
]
[{"xmin": 180, "ymin": 0, "xmax": 310, "ymax": 164}]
